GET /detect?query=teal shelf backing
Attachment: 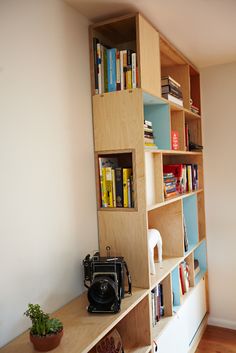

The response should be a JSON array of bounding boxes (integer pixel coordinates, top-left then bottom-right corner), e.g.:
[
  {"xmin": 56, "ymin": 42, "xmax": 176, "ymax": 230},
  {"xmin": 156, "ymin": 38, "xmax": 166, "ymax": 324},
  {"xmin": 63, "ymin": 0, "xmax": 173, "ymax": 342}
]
[
  {"xmin": 194, "ymin": 240, "xmax": 207, "ymax": 284},
  {"xmin": 171, "ymin": 266, "xmax": 181, "ymax": 307},
  {"xmin": 183, "ymin": 195, "xmax": 199, "ymax": 253},
  {"xmin": 144, "ymin": 104, "xmax": 171, "ymax": 150}
]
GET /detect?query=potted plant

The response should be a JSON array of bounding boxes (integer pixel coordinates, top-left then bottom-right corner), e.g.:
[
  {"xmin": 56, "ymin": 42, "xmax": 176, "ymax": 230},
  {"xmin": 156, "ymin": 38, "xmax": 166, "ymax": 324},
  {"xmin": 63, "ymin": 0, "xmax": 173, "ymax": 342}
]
[{"xmin": 24, "ymin": 304, "xmax": 63, "ymax": 351}]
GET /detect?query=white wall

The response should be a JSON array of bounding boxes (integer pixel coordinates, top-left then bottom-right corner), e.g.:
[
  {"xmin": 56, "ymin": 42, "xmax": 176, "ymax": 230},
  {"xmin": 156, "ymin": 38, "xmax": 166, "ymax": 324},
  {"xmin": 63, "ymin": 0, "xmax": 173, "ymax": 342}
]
[
  {"xmin": 201, "ymin": 61, "xmax": 236, "ymax": 329},
  {"xmin": 0, "ymin": 0, "xmax": 98, "ymax": 346}
]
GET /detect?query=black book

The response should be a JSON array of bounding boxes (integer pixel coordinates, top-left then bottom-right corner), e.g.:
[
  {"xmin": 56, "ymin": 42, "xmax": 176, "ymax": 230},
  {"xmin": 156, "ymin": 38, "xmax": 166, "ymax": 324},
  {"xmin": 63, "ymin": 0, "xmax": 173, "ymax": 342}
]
[{"xmin": 93, "ymin": 38, "xmax": 99, "ymax": 93}]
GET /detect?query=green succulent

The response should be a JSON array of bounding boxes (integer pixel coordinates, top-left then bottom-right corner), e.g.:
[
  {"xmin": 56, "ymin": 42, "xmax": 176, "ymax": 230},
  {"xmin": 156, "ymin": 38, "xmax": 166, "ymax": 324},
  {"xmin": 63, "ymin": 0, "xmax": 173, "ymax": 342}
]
[{"xmin": 24, "ymin": 304, "xmax": 63, "ymax": 336}]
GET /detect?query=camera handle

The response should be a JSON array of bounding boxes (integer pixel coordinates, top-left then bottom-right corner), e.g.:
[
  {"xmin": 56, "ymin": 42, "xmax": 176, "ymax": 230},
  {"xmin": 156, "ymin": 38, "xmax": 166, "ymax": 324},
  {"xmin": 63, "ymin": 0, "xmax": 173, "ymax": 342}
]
[{"xmin": 124, "ymin": 261, "xmax": 132, "ymax": 295}]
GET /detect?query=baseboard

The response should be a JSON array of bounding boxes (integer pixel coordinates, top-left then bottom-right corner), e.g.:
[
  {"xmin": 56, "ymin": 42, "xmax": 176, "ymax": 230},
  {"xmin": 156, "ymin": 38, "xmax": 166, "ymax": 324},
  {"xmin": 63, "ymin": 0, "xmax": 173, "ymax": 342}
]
[
  {"xmin": 188, "ymin": 314, "xmax": 208, "ymax": 353},
  {"xmin": 208, "ymin": 316, "xmax": 236, "ymax": 330}
]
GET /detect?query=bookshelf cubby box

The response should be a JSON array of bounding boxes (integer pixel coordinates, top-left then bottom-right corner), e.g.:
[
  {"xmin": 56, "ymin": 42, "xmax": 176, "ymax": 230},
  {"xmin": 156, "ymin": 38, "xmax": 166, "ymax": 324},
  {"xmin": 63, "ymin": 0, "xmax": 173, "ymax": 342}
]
[
  {"xmin": 0, "ymin": 11, "xmax": 208, "ymax": 353},
  {"xmin": 90, "ymin": 13, "xmax": 208, "ymax": 353}
]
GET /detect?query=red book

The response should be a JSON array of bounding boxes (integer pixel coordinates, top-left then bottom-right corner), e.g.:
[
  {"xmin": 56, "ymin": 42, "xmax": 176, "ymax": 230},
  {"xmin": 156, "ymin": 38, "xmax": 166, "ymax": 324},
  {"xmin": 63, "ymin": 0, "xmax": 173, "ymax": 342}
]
[{"xmin": 171, "ymin": 130, "xmax": 179, "ymax": 150}]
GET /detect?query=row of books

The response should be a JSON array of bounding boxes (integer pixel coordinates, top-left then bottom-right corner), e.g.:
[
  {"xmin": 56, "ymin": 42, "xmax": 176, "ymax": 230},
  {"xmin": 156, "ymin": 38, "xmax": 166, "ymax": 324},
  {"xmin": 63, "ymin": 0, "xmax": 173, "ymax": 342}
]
[
  {"xmin": 151, "ymin": 284, "xmax": 164, "ymax": 327},
  {"xmin": 163, "ymin": 164, "xmax": 199, "ymax": 198},
  {"xmin": 98, "ymin": 157, "xmax": 134, "ymax": 208},
  {"xmin": 161, "ymin": 75, "xmax": 183, "ymax": 107},
  {"xmin": 93, "ymin": 38, "xmax": 137, "ymax": 94},
  {"xmin": 144, "ymin": 120, "xmax": 157, "ymax": 149},
  {"xmin": 179, "ymin": 261, "xmax": 190, "ymax": 295}
]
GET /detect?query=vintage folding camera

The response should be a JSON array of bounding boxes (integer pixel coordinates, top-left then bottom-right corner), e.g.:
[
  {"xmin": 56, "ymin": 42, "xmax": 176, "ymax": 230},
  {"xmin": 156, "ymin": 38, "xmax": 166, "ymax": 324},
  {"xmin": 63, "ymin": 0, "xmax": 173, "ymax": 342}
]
[{"xmin": 83, "ymin": 252, "xmax": 132, "ymax": 313}]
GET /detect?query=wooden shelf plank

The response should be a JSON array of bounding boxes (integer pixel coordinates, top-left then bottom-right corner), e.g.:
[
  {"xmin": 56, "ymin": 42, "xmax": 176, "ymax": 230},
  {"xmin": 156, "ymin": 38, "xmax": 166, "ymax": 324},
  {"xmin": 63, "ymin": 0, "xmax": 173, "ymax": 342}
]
[
  {"xmin": 145, "ymin": 149, "xmax": 202, "ymax": 156},
  {"xmin": 126, "ymin": 345, "xmax": 152, "ymax": 353},
  {"xmin": 152, "ymin": 316, "xmax": 173, "ymax": 341},
  {"xmin": 0, "ymin": 288, "xmax": 148, "ymax": 353},
  {"xmin": 150, "ymin": 257, "xmax": 182, "ymax": 289},
  {"xmin": 147, "ymin": 189, "xmax": 204, "ymax": 211}
]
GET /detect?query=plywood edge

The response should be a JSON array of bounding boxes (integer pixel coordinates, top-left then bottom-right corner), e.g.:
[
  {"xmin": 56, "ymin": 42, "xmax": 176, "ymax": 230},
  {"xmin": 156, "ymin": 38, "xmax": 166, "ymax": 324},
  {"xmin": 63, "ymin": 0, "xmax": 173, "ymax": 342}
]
[{"xmin": 90, "ymin": 13, "xmax": 138, "ymax": 30}]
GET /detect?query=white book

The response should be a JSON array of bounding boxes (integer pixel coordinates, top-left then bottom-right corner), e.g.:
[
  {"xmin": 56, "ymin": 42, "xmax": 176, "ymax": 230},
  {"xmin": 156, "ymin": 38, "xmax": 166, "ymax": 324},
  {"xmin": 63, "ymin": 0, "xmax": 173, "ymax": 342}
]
[
  {"xmin": 163, "ymin": 93, "xmax": 183, "ymax": 107},
  {"xmin": 131, "ymin": 52, "xmax": 136, "ymax": 88}
]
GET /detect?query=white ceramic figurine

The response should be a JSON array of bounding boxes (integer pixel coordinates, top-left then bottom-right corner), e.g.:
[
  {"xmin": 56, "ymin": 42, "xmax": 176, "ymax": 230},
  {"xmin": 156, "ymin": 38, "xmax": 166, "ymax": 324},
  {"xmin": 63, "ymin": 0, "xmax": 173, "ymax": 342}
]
[{"xmin": 148, "ymin": 228, "xmax": 163, "ymax": 275}]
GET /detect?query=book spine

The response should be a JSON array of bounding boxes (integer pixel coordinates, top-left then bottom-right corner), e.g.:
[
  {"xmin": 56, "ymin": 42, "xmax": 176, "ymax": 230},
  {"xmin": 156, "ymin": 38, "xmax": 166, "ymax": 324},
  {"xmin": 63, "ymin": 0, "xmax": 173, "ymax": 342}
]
[
  {"xmin": 123, "ymin": 50, "xmax": 127, "ymax": 89},
  {"xmin": 115, "ymin": 167, "xmax": 123, "ymax": 207},
  {"xmin": 126, "ymin": 68, "xmax": 132, "ymax": 89},
  {"xmin": 131, "ymin": 52, "xmax": 136, "ymax": 88},
  {"xmin": 112, "ymin": 169, "xmax": 116, "ymax": 207},
  {"xmin": 100, "ymin": 45, "xmax": 104, "ymax": 94},
  {"xmin": 187, "ymin": 165, "xmax": 193, "ymax": 191},
  {"xmin": 123, "ymin": 168, "xmax": 131, "ymax": 207},
  {"xmin": 107, "ymin": 48, "xmax": 117, "ymax": 92},
  {"xmin": 101, "ymin": 167, "xmax": 108, "ymax": 207},
  {"xmin": 103, "ymin": 47, "xmax": 108, "ymax": 92},
  {"xmin": 116, "ymin": 50, "xmax": 121, "ymax": 91},
  {"xmin": 97, "ymin": 43, "xmax": 102, "ymax": 94},
  {"xmin": 105, "ymin": 167, "xmax": 113, "ymax": 207},
  {"xmin": 120, "ymin": 50, "xmax": 124, "ymax": 90},
  {"xmin": 93, "ymin": 38, "xmax": 98, "ymax": 94}
]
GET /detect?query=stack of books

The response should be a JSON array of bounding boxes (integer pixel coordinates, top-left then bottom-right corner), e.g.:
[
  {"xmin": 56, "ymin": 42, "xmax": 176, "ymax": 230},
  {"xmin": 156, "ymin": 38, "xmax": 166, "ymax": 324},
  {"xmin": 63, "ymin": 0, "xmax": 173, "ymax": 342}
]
[
  {"xmin": 163, "ymin": 172, "xmax": 177, "ymax": 198},
  {"xmin": 163, "ymin": 164, "xmax": 199, "ymax": 195},
  {"xmin": 144, "ymin": 120, "xmax": 157, "ymax": 148},
  {"xmin": 151, "ymin": 284, "xmax": 164, "ymax": 327},
  {"xmin": 161, "ymin": 76, "xmax": 183, "ymax": 106},
  {"xmin": 93, "ymin": 38, "xmax": 137, "ymax": 94},
  {"xmin": 98, "ymin": 157, "xmax": 133, "ymax": 208},
  {"xmin": 179, "ymin": 261, "xmax": 190, "ymax": 295},
  {"xmin": 190, "ymin": 98, "xmax": 200, "ymax": 114}
]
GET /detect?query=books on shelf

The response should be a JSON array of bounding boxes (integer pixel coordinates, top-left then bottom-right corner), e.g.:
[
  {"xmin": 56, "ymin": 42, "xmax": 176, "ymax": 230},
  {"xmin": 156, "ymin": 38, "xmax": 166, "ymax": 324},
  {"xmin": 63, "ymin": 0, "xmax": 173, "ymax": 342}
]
[
  {"xmin": 163, "ymin": 172, "xmax": 177, "ymax": 198},
  {"xmin": 161, "ymin": 76, "xmax": 183, "ymax": 107},
  {"xmin": 190, "ymin": 98, "xmax": 200, "ymax": 114},
  {"xmin": 98, "ymin": 157, "xmax": 134, "ymax": 208},
  {"xmin": 151, "ymin": 284, "xmax": 164, "ymax": 327},
  {"xmin": 93, "ymin": 38, "xmax": 137, "ymax": 94},
  {"xmin": 163, "ymin": 164, "xmax": 199, "ymax": 197},
  {"xmin": 179, "ymin": 261, "xmax": 190, "ymax": 295},
  {"xmin": 183, "ymin": 215, "xmax": 189, "ymax": 252},
  {"xmin": 144, "ymin": 120, "xmax": 158, "ymax": 149}
]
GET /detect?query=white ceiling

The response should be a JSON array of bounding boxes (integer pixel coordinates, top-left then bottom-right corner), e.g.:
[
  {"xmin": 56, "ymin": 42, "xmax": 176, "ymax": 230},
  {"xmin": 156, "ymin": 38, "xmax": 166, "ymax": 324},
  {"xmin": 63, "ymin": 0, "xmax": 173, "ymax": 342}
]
[{"xmin": 66, "ymin": 0, "xmax": 236, "ymax": 68}]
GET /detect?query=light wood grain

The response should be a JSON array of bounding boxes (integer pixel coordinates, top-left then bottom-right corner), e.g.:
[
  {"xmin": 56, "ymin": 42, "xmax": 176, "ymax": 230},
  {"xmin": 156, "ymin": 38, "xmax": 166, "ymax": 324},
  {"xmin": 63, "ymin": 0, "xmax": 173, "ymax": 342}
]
[
  {"xmin": 138, "ymin": 15, "xmax": 161, "ymax": 97},
  {"xmin": 0, "ymin": 289, "xmax": 149, "ymax": 353},
  {"xmin": 197, "ymin": 191, "xmax": 206, "ymax": 241},
  {"xmin": 162, "ymin": 274, "xmax": 173, "ymax": 317},
  {"xmin": 185, "ymin": 252, "xmax": 194, "ymax": 287},
  {"xmin": 98, "ymin": 210, "xmax": 150, "ymax": 288},
  {"xmin": 148, "ymin": 201, "xmax": 184, "ymax": 258},
  {"xmin": 171, "ymin": 110, "xmax": 185, "ymax": 151}
]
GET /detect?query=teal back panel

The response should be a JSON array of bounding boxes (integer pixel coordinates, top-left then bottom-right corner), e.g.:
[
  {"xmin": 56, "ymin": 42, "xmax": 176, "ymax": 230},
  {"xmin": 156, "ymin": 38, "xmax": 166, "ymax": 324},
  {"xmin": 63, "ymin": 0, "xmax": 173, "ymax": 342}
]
[
  {"xmin": 144, "ymin": 104, "xmax": 171, "ymax": 150},
  {"xmin": 171, "ymin": 266, "xmax": 181, "ymax": 306},
  {"xmin": 183, "ymin": 195, "xmax": 199, "ymax": 246}
]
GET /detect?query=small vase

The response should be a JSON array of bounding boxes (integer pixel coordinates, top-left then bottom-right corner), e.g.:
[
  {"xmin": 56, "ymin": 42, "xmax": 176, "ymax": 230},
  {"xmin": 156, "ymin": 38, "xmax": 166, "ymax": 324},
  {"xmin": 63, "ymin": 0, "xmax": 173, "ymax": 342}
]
[{"xmin": 30, "ymin": 330, "xmax": 63, "ymax": 351}]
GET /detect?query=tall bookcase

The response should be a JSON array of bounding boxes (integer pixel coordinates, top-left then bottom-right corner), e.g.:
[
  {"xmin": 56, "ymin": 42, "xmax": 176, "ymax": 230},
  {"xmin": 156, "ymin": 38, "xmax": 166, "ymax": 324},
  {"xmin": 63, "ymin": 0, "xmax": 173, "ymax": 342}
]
[{"xmin": 90, "ymin": 13, "xmax": 208, "ymax": 353}]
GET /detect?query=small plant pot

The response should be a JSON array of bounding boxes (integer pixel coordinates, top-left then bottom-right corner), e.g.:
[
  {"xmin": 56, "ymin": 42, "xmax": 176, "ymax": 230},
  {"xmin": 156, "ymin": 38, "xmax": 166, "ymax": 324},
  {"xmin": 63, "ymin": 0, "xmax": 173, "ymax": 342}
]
[{"xmin": 30, "ymin": 330, "xmax": 63, "ymax": 351}]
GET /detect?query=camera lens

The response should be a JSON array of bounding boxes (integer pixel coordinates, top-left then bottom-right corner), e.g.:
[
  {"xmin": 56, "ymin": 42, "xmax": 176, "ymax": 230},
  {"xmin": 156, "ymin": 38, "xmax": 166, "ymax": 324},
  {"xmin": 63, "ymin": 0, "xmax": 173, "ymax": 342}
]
[{"xmin": 88, "ymin": 276, "xmax": 117, "ymax": 306}]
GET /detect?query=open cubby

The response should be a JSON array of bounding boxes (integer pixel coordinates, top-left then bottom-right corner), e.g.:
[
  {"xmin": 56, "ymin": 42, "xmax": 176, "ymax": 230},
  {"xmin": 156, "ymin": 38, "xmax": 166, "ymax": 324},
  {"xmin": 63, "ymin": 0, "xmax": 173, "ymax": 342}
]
[
  {"xmin": 189, "ymin": 65, "xmax": 201, "ymax": 115},
  {"xmin": 185, "ymin": 113, "xmax": 202, "ymax": 151},
  {"xmin": 194, "ymin": 240, "xmax": 207, "ymax": 285},
  {"xmin": 183, "ymin": 194, "xmax": 199, "ymax": 254},
  {"xmin": 97, "ymin": 151, "xmax": 135, "ymax": 209},
  {"xmin": 185, "ymin": 252, "xmax": 195, "ymax": 288},
  {"xmin": 148, "ymin": 200, "xmax": 185, "ymax": 258},
  {"xmin": 144, "ymin": 102, "xmax": 171, "ymax": 150},
  {"xmin": 89, "ymin": 294, "xmax": 151, "ymax": 353},
  {"xmin": 163, "ymin": 153, "xmax": 204, "ymax": 190}
]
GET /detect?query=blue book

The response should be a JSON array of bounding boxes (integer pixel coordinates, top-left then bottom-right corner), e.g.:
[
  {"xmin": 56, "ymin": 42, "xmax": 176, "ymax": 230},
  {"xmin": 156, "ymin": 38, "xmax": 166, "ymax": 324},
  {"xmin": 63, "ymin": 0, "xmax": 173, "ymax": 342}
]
[{"xmin": 107, "ymin": 48, "xmax": 117, "ymax": 92}]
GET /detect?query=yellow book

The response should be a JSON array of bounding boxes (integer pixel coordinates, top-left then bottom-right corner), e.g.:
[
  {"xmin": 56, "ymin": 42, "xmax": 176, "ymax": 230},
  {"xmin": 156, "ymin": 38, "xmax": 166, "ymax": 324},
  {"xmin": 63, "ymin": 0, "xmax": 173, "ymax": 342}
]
[
  {"xmin": 123, "ymin": 168, "xmax": 132, "ymax": 207},
  {"xmin": 112, "ymin": 169, "xmax": 116, "ymax": 207},
  {"xmin": 101, "ymin": 167, "xmax": 108, "ymax": 207},
  {"xmin": 105, "ymin": 167, "xmax": 113, "ymax": 207},
  {"xmin": 126, "ymin": 69, "xmax": 132, "ymax": 89}
]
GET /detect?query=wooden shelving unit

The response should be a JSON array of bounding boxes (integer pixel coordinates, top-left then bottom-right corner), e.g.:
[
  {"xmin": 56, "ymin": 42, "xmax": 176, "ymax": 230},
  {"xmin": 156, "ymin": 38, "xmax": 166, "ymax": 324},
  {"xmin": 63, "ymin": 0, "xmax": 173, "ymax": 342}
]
[{"xmin": 0, "ymin": 12, "xmax": 208, "ymax": 353}]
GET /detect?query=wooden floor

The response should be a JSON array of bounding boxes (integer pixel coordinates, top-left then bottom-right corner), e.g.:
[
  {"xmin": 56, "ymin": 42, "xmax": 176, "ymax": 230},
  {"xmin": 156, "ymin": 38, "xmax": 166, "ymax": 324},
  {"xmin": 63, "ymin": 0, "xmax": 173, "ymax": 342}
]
[{"xmin": 196, "ymin": 325, "xmax": 236, "ymax": 353}]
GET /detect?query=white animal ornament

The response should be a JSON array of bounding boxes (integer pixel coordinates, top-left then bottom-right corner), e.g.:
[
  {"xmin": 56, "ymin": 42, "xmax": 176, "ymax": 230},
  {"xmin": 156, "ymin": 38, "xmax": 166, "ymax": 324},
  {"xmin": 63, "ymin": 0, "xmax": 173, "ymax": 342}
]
[{"xmin": 148, "ymin": 229, "xmax": 163, "ymax": 275}]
